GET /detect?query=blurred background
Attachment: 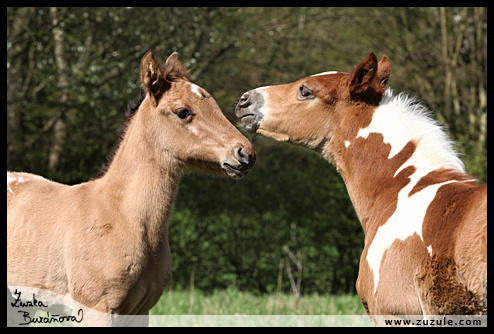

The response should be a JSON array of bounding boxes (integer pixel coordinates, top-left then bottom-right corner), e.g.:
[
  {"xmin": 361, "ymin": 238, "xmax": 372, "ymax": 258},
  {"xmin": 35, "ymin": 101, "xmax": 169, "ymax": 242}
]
[{"xmin": 7, "ymin": 7, "xmax": 486, "ymax": 296}]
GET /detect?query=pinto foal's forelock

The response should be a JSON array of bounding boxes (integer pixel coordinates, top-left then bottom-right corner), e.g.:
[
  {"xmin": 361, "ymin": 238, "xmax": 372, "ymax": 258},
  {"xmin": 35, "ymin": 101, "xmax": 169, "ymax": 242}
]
[
  {"xmin": 7, "ymin": 50, "xmax": 255, "ymax": 326},
  {"xmin": 236, "ymin": 52, "xmax": 487, "ymax": 317}
]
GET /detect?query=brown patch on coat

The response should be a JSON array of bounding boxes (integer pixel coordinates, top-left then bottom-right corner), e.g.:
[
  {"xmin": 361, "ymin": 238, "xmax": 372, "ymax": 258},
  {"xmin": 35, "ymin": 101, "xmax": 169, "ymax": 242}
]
[{"xmin": 415, "ymin": 256, "xmax": 485, "ymax": 314}]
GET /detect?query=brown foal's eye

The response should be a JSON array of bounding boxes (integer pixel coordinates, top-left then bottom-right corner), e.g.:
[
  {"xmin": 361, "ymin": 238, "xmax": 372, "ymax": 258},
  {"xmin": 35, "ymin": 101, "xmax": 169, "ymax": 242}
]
[
  {"xmin": 299, "ymin": 85, "xmax": 312, "ymax": 98},
  {"xmin": 176, "ymin": 108, "xmax": 192, "ymax": 121}
]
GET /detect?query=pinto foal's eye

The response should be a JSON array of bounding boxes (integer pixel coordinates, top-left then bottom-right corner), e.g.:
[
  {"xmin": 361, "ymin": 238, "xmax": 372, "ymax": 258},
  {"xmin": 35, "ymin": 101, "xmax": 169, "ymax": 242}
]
[
  {"xmin": 176, "ymin": 108, "xmax": 192, "ymax": 121},
  {"xmin": 299, "ymin": 85, "xmax": 312, "ymax": 98}
]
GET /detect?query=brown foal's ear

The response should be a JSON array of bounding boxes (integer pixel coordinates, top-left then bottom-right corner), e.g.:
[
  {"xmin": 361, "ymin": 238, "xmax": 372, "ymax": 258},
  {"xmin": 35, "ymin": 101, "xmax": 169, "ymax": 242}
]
[
  {"xmin": 163, "ymin": 52, "xmax": 190, "ymax": 82},
  {"xmin": 140, "ymin": 50, "xmax": 166, "ymax": 107}
]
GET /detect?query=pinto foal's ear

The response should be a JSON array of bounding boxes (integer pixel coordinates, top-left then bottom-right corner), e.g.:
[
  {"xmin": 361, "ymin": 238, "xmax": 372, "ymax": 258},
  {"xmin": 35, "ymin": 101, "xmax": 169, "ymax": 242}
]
[
  {"xmin": 377, "ymin": 55, "xmax": 391, "ymax": 88},
  {"xmin": 348, "ymin": 52, "xmax": 378, "ymax": 96},
  {"xmin": 348, "ymin": 52, "xmax": 387, "ymax": 104},
  {"xmin": 140, "ymin": 50, "xmax": 166, "ymax": 107}
]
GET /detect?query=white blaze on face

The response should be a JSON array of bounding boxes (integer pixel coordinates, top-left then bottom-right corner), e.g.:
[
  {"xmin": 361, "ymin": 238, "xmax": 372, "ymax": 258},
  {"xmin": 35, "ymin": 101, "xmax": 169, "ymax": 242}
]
[
  {"xmin": 253, "ymin": 86, "xmax": 271, "ymax": 118},
  {"xmin": 250, "ymin": 86, "xmax": 290, "ymax": 141},
  {"xmin": 310, "ymin": 71, "xmax": 338, "ymax": 77},
  {"xmin": 190, "ymin": 83, "xmax": 203, "ymax": 98}
]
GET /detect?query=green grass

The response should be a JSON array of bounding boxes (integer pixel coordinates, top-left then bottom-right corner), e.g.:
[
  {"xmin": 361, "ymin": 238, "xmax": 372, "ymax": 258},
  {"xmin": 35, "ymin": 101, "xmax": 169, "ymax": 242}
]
[
  {"xmin": 27, "ymin": 288, "xmax": 367, "ymax": 326},
  {"xmin": 150, "ymin": 287, "xmax": 366, "ymax": 316},
  {"xmin": 148, "ymin": 288, "xmax": 370, "ymax": 326}
]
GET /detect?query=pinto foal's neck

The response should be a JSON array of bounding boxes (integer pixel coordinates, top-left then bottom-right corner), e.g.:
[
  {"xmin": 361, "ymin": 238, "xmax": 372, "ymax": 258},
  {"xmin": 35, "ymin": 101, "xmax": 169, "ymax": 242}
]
[
  {"xmin": 327, "ymin": 89, "xmax": 469, "ymax": 236},
  {"xmin": 94, "ymin": 103, "xmax": 182, "ymax": 252}
]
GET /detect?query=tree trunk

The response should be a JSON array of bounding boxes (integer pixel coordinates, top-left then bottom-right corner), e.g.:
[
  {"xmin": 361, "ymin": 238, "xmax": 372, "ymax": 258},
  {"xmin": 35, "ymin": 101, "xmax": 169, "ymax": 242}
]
[
  {"xmin": 48, "ymin": 7, "xmax": 70, "ymax": 175},
  {"xmin": 439, "ymin": 7, "xmax": 453, "ymax": 128},
  {"xmin": 7, "ymin": 7, "xmax": 36, "ymax": 168}
]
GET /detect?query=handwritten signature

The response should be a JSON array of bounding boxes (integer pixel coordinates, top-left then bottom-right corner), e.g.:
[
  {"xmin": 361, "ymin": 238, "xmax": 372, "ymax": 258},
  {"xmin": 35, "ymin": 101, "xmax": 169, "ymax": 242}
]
[{"xmin": 10, "ymin": 289, "xmax": 83, "ymax": 325}]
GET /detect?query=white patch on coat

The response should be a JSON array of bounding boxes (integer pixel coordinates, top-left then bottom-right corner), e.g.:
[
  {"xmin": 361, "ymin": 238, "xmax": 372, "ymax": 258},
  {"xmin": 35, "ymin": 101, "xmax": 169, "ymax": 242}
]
[
  {"xmin": 427, "ymin": 245, "xmax": 433, "ymax": 256},
  {"xmin": 7, "ymin": 173, "xmax": 15, "ymax": 194},
  {"xmin": 366, "ymin": 177, "xmax": 458, "ymax": 294},
  {"xmin": 7, "ymin": 172, "xmax": 15, "ymax": 185},
  {"xmin": 356, "ymin": 89, "xmax": 465, "ymax": 172},
  {"xmin": 7, "ymin": 172, "xmax": 30, "ymax": 194},
  {"xmin": 354, "ymin": 89, "xmax": 470, "ymax": 294}
]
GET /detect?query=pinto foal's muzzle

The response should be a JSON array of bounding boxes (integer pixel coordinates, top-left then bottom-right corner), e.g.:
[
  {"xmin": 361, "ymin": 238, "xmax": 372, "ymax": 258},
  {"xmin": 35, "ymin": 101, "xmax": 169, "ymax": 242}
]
[{"xmin": 235, "ymin": 90, "xmax": 265, "ymax": 133}]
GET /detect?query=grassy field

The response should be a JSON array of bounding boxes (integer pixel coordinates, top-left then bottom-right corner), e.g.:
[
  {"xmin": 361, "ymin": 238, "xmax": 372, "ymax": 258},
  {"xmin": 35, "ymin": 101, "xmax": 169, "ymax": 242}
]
[
  {"xmin": 150, "ymin": 287, "xmax": 366, "ymax": 315},
  {"xmin": 148, "ymin": 288, "xmax": 369, "ymax": 326}
]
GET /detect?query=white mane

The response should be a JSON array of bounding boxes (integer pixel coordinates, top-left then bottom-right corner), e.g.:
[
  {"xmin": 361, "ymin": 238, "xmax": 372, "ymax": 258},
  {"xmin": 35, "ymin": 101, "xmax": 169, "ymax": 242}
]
[{"xmin": 357, "ymin": 88, "xmax": 465, "ymax": 173}]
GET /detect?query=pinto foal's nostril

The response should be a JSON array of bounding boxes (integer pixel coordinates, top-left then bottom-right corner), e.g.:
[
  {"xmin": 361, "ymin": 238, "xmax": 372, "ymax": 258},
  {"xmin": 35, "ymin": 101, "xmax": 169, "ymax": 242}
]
[{"xmin": 238, "ymin": 93, "xmax": 251, "ymax": 108}]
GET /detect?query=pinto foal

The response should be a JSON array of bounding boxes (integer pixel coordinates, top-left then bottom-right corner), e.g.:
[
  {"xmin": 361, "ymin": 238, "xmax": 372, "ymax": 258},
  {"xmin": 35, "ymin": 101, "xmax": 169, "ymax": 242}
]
[
  {"xmin": 7, "ymin": 51, "xmax": 255, "ymax": 325},
  {"xmin": 236, "ymin": 53, "xmax": 486, "ymax": 316}
]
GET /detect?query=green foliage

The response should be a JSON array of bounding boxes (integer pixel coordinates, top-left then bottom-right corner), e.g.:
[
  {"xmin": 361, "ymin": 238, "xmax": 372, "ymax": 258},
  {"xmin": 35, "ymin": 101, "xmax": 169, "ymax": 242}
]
[
  {"xmin": 167, "ymin": 141, "xmax": 362, "ymax": 294},
  {"xmin": 7, "ymin": 8, "xmax": 487, "ymax": 295}
]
